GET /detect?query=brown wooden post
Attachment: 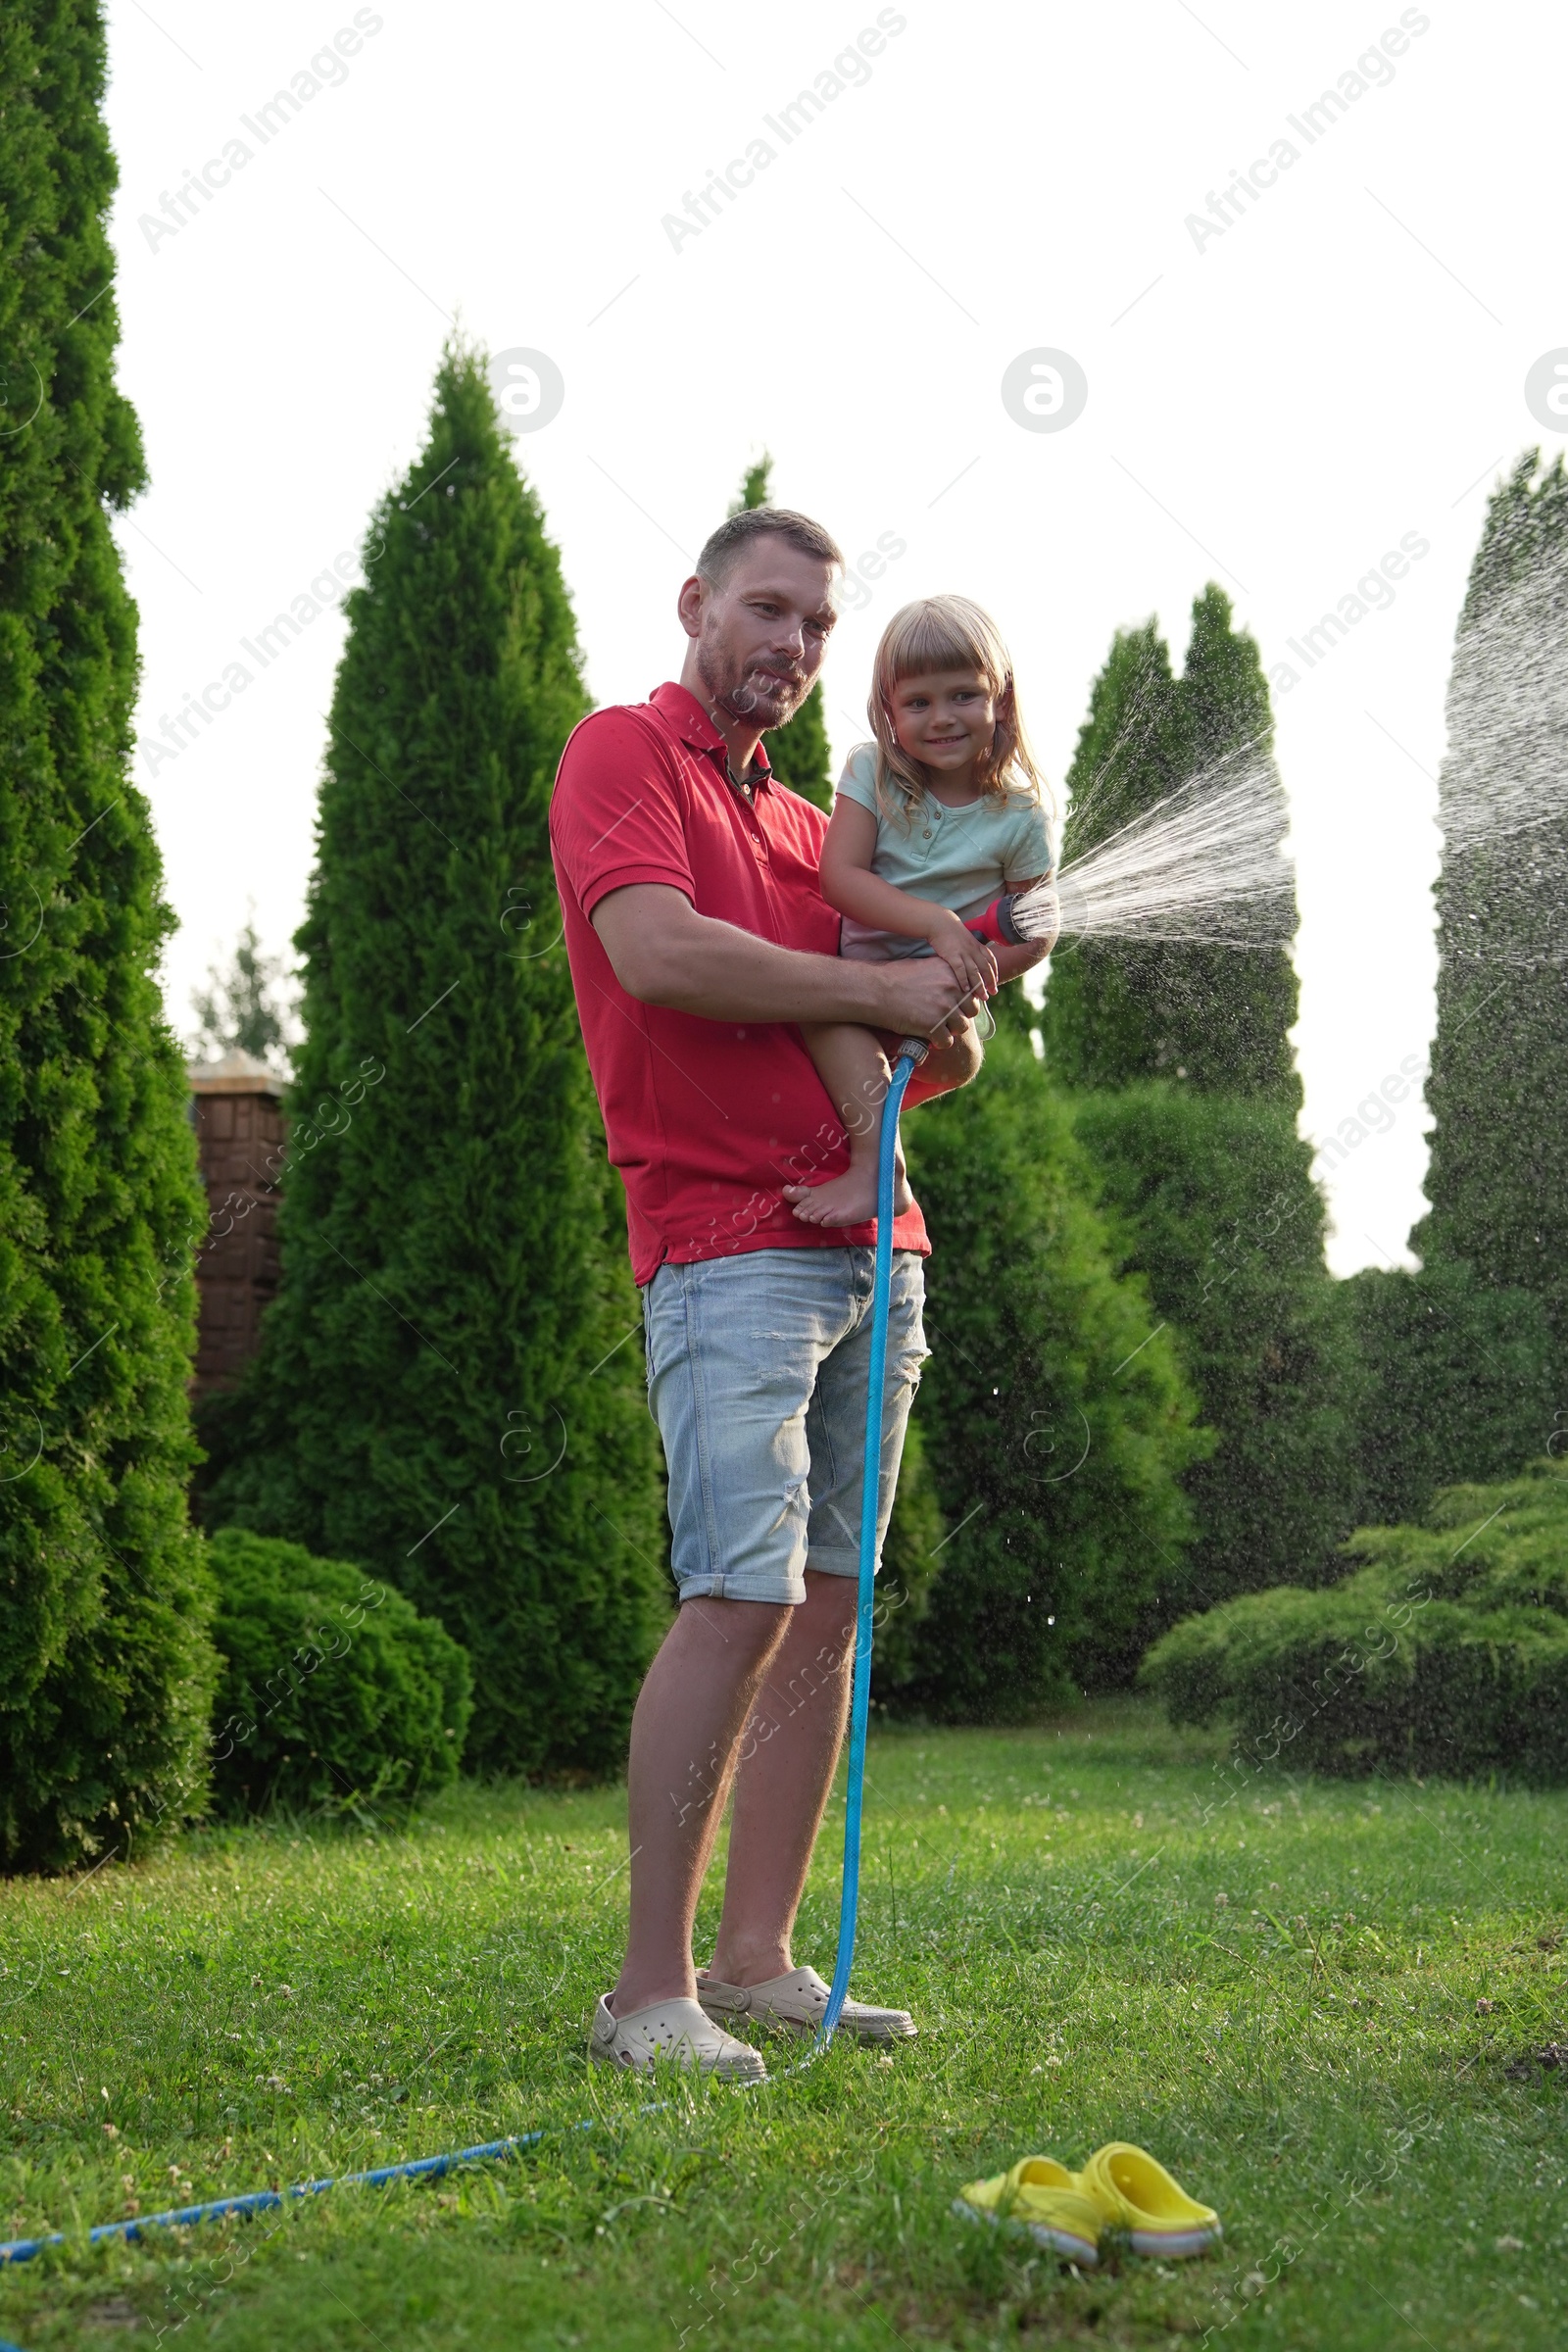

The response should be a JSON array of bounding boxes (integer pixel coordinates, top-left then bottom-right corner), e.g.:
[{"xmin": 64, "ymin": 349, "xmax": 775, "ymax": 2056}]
[{"xmin": 186, "ymin": 1050, "xmax": 288, "ymax": 1399}]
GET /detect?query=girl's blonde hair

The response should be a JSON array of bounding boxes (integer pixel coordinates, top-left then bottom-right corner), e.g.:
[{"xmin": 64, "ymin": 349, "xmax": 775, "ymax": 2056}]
[{"xmin": 866, "ymin": 595, "xmax": 1050, "ymax": 825}]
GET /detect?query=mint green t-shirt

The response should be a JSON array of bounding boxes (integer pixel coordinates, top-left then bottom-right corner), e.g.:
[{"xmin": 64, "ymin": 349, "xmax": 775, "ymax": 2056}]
[{"xmin": 833, "ymin": 742, "xmax": 1055, "ymax": 960}]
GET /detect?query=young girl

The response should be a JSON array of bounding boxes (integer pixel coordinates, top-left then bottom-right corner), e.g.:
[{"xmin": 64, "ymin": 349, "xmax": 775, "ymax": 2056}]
[{"xmin": 783, "ymin": 596, "xmax": 1056, "ymax": 1229}]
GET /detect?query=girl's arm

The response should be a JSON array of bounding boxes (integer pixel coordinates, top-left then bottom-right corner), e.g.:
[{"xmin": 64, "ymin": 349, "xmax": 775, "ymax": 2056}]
[{"xmin": 818, "ymin": 797, "xmax": 998, "ymax": 994}]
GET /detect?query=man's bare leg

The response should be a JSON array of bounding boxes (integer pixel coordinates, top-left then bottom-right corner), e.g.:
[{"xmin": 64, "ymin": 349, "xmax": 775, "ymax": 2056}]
[
  {"xmin": 611, "ymin": 1594, "xmax": 790, "ymax": 2017},
  {"xmin": 706, "ymin": 1571, "xmax": 858, "ymax": 1986}
]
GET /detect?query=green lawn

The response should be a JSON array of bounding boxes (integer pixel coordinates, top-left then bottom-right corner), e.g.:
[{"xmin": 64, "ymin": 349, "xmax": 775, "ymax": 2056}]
[{"xmin": 2, "ymin": 1700, "xmax": 1564, "ymax": 2349}]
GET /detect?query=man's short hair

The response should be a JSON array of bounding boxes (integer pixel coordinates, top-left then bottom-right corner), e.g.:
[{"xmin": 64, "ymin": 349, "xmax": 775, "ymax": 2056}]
[{"xmin": 694, "ymin": 505, "xmax": 844, "ymax": 587}]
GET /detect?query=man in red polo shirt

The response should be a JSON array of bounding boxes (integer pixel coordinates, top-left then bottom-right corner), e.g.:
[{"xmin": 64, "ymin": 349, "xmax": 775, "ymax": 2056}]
[{"xmin": 551, "ymin": 507, "xmax": 1043, "ymax": 2078}]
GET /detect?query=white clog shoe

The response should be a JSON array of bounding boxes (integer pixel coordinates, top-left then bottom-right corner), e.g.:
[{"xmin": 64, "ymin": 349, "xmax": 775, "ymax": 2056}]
[{"xmin": 589, "ymin": 1993, "xmax": 767, "ymax": 2081}]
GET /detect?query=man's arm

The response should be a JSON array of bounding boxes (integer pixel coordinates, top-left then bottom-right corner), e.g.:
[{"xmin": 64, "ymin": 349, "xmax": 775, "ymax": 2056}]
[{"xmin": 590, "ymin": 883, "xmax": 983, "ymax": 1048}]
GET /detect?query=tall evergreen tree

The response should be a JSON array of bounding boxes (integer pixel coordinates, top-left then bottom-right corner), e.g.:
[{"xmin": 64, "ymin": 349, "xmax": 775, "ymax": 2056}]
[
  {"xmin": 198, "ymin": 348, "xmax": 666, "ymax": 1774},
  {"xmin": 1040, "ymin": 589, "xmax": 1299, "ymax": 1101},
  {"xmin": 1039, "ymin": 591, "xmax": 1358, "ymax": 1611},
  {"xmin": 1414, "ymin": 451, "xmax": 1568, "ymax": 1386},
  {"xmin": 188, "ymin": 906, "xmax": 294, "ymax": 1068},
  {"xmin": 730, "ymin": 455, "xmax": 833, "ymax": 810},
  {"xmin": 1, "ymin": 2, "xmax": 215, "ymax": 1870}
]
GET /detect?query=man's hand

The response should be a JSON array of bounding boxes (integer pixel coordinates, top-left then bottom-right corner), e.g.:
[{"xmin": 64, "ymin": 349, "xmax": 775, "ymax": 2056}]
[{"xmin": 876, "ymin": 954, "xmax": 984, "ymax": 1051}]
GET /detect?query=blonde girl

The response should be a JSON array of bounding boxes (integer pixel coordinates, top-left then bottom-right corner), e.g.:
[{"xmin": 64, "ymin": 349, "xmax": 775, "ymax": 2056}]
[{"xmin": 783, "ymin": 596, "xmax": 1056, "ymax": 1228}]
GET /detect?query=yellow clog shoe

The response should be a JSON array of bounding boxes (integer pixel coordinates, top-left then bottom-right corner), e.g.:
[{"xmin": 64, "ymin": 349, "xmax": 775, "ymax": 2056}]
[
  {"xmin": 955, "ymin": 2156, "xmax": 1102, "ymax": 2267},
  {"xmin": 1076, "ymin": 2142, "xmax": 1221, "ymax": 2258}
]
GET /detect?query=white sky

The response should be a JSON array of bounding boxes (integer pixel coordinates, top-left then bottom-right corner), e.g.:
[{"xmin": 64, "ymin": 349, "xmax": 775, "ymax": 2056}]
[{"xmin": 104, "ymin": 0, "xmax": 1567, "ymax": 1275}]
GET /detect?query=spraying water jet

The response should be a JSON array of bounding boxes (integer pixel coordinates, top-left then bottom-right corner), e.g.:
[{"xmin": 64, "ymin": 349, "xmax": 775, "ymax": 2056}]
[{"xmin": 972, "ymin": 739, "xmax": 1297, "ymax": 953}]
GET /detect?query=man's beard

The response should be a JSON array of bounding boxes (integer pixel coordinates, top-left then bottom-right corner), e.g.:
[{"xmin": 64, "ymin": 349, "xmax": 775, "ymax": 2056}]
[{"xmin": 696, "ymin": 641, "xmax": 808, "ymax": 730}]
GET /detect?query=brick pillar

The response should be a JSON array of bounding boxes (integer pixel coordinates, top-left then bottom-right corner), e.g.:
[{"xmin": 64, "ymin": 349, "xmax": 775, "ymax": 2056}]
[{"xmin": 186, "ymin": 1051, "xmax": 288, "ymax": 1400}]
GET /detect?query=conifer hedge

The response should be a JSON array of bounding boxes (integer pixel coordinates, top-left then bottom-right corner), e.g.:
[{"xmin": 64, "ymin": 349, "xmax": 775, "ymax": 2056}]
[
  {"xmin": 1075, "ymin": 1085, "xmax": 1358, "ymax": 1611},
  {"xmin": 896, "ymin": 1027, "xmax": 1206, "ymax": 1715},
  {"xmin": 1, "ymin": 1, "xmax": 216, "ymax": 1872},
  {"xmin": 197, "ymin": 349, "xmax": 667, "ymax": 1775},
  {"xmin": 1343, "ymin": 1261, "xmax": 1555, "ymax": 1527},
  {"xmin": 870, "ymin": 1416, "xmax": 945, "ymax": 1696}
]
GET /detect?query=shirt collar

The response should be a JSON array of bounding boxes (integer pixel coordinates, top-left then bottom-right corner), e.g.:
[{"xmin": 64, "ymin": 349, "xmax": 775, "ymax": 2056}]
[{"xmin": 650, "ymin": 681, "xmax": 774, "ymax": 789}]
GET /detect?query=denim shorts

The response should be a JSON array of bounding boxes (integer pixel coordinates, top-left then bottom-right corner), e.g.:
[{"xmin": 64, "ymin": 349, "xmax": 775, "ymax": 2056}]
[{"xmin": 641, "ymin": 1247, "xmax": 928, "ymax": 1607}]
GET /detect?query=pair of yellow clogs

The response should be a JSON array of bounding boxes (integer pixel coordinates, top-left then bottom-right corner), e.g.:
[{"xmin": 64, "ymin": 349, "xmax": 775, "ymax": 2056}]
[{"xmin": 956, "ymin": 2142, "xmax": 1221, "ymax": 2268}]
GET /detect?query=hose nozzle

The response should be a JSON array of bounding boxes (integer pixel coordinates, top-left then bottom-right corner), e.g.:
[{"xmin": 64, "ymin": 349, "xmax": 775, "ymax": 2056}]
[
  {"xmin": 975, "ymin": 879, "xmax": 1066, "ymax": 945},
  {"xmin": 966, "ymin": 893, "xmax": 1023, "ymax": 948}
]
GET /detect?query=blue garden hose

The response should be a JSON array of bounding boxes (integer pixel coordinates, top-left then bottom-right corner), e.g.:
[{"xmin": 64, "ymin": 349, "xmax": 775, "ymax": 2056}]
[
  {"xmin": 817, "ymin": 1036, "xmax": 924, "ymax": 2042},
  {"xmin": 0, "ymin": 1043, "xmax": 927, "ymax": 2319},
  {"xmin": 0, "ymin": 2128, "xmax": 580, "ymax": 2267}
]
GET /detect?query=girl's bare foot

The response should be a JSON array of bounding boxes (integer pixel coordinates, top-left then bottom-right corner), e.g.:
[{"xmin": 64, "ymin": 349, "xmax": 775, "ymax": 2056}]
[{"xmin": 782, "ymin": 1163, "xmax": 913, "ymax": 1228}]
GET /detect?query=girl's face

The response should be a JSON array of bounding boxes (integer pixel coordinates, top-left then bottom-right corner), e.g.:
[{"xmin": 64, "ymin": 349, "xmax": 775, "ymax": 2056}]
[{"xmin": 886, "ymin": 667, "xmax": 999, "ymax": 779}]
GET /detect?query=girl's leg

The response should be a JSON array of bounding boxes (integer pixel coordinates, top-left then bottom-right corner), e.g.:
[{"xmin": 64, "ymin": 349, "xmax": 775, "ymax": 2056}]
[{"xmin": 782, "ymin": 1022, "xmax": 912, "ymax": 1228}]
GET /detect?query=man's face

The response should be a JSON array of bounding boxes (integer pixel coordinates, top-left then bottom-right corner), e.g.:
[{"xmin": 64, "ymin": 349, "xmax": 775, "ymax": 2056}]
[{"xmin": 686, "ymin": 541, "xmax": 839, "ymax": 730}]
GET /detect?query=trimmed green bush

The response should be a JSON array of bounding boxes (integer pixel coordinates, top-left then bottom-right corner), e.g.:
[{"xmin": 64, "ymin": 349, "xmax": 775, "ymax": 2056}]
[
  {"xmin": 897, "ymin": 1025, "xmax": 1206, "ymax": 1716},
  {"xmin": 209, "ymin": 1529, "xmax": 471, "ymax": 1818},
  {"xmin": 1142, "ymin": 1460, "xmax": 1568, "ymax": 1784},
  {"xmin": 1, "ymin": 0, "xmax": 216, "ymax": 1873},
  {"xmin": 1344, "ymin": 1260, "xmax": 1555, "ymax": 1526}
]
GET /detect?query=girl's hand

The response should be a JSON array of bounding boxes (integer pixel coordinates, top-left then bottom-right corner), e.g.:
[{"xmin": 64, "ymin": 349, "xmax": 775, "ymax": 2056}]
[{"xmin": 927, "ymin": 910, "xmax": 998, "ymax": 996}]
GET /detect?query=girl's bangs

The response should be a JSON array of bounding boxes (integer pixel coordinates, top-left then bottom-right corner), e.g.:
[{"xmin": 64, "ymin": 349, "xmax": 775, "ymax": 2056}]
[{"xmin": 881, "ymin": 601, "xmax": 1005, "ymax": 690}]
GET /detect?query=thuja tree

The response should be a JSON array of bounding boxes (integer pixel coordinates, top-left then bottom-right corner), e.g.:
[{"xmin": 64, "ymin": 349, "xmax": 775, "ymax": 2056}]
[
  {"xmin": 1415, "ymin": 451, "xmax": 1568, "ymax": 1390},
  {"xmin": 1040, "ymin": 588, "xmax": 1299, "ymax": 1100},
  {"xmin": 199, "ymin": 347, "xmax": 666, "ymax": 1773},
  {"xmin": 1040, "ymin": 590, "xmax": 1359, "ymax": 1610},
  {"xmin": 896, "ymin": 1026, "xmax": 1205, "ymax": 1715},
  {"xmin": 732, "ymin": 455, "xmax": 833, "ymax": 810},
  {"xmin": 0, "ymin": 2, "xmax": 216, "ymax": 1871},
  {"xmin": 188, "ymin": 907, "xmax": 294, "ymax": 1068}
]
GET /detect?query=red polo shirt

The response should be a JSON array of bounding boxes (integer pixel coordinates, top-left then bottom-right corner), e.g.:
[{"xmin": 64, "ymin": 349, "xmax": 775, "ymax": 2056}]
[{"xmin": 550, "ymin": 681, "xmax": 930, "ymax": 1286}]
